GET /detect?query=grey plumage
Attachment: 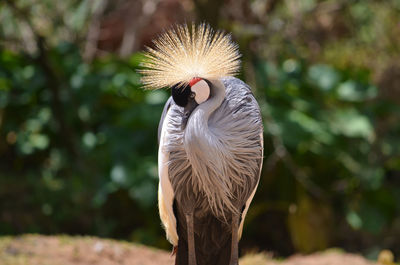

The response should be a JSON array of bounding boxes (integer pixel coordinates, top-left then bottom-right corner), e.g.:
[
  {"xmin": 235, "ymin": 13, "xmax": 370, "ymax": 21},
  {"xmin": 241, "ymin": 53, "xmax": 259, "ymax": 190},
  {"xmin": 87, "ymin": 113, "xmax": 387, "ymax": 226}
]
[{"xmin": 158, "ymin": 77, "xmax": 263, "ymax": 265}]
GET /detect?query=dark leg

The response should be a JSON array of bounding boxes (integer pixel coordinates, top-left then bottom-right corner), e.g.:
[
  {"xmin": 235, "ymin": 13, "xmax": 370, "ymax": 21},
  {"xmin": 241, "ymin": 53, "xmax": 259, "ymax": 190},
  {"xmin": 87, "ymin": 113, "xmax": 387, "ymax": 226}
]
[
  {"xmin": 186, "ymin": 212, "xmax": 197, "ymax": 265},
  {"xmin": 230, "ymin": 214, "xmax": 239, "ymax": 265}
]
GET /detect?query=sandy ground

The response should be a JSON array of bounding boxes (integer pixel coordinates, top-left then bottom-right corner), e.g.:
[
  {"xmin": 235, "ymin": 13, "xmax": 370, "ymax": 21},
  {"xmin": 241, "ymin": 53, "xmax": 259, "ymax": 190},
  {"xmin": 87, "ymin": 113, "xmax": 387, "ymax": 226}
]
[
  {"xmin": 240, "ymin": 251, "xmax": 377, "ymax": 265},
  {"xmin": 0, "ymin": 234, "xmax": 378, "ymax": 265},
  {"xmin": 0, "ymin": 235, "xmax": 174, "ymax": 265}
]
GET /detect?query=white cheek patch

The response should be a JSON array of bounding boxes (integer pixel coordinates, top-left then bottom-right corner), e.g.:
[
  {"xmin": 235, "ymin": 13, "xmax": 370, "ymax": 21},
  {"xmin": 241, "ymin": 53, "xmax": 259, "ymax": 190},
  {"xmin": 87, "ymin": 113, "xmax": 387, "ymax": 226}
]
[{"xmin": 191, "ymin": 79, "xmax": 210, "ymax": 104}]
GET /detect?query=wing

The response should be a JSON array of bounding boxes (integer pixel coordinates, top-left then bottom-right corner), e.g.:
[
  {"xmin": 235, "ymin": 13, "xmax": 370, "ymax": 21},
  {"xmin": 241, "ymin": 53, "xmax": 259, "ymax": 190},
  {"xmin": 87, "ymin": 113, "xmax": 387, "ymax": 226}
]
[
  {"xmin": 158, "ymin": 97, "xmax": 179, "ymax": 246},
  {"xmin": 238, "ymin": 131, "xmax": 263, "ymax": 239},
  {"xmin": 219, "ymin": 77, "xmax": 264, "ymax": 239}
]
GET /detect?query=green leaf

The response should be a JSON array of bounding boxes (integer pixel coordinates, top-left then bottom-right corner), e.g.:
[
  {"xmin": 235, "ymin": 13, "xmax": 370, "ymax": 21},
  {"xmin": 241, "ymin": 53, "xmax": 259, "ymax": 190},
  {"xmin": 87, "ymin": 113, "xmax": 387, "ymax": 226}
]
[
  {"xmin": 287, "ymin": 110, "xmax": 333, "ymax": 144},
  {"xmin": 329, "ymin": 108, "xmax": 375, "ymax": 141},
  {"xmin": 82, "ymin": 132, "xmax": 97, "ymax": 148},
  {"xmin": 111, "ymin": 164, "xmax": 127, "ymax": 185},
  {"xmin": 359, "ymin": 203, "xmax": 387, "ymax": 234},
  {"xmin": 29, "ymin": 134, "xmax": 49, "ymax": 150},
  {"xmin": 145, "ymin": 90, "xmax": 168, "ymax": 105},
  {"xmin": 346, "ymin": 211, "xmax": 362, "ymax": 230},
  {"xmin": 337, "ymin": 80, "xmax": 377, "ymax": 101},
  {"xmin": 308, "ymin": 64, "xmax": 340, "ymax": 91}
]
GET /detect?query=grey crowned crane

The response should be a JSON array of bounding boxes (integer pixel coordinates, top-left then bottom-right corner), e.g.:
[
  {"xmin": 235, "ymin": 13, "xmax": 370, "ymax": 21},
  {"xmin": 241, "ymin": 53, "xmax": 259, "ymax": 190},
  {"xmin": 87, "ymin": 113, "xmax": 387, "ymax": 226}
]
[{"xmin": 140, "ymin": 23, "xmax": 263, "ymax": 265}]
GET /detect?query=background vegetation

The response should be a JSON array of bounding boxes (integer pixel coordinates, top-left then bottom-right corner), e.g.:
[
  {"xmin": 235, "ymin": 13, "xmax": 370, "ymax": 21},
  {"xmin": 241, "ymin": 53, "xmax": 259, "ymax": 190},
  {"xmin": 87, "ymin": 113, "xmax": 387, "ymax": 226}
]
[{"xmin": 1, "ymin": 0, "xmax": 400, "ymax": 260}]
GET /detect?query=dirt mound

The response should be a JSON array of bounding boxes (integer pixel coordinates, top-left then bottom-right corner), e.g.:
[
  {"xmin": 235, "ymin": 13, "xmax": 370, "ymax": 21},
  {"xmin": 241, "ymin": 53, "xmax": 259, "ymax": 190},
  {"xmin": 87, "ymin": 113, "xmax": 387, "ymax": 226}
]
[
  {"xmin": 240, "ymin": 251, "xmax": 377, "ymax": 265},
  {"xmin": 284, "ymin": 252, "xmax": 376, "ymax": 265},
  {"xmin": 0, "ymin": 235, "xmax": 377, "ymax": 265},
  {"xmin": 0, "ymin": 235, "xmax": 174, "ymax": 265}
]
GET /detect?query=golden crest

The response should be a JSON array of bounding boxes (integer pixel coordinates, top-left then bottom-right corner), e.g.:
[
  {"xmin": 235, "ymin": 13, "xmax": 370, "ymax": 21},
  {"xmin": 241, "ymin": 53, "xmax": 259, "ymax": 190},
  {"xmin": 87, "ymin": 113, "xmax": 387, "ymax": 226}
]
[{"xmin": 140, "ymin": 23, "xmax": 241, "ymax": 89}]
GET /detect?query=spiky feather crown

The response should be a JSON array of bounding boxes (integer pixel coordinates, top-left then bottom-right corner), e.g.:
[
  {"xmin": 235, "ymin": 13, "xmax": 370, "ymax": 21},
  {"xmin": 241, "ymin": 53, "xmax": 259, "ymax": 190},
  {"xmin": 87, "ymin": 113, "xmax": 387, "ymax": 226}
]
[{"xmin": 140, "ymin": 23, "xmax": 241, "ymax": 89}]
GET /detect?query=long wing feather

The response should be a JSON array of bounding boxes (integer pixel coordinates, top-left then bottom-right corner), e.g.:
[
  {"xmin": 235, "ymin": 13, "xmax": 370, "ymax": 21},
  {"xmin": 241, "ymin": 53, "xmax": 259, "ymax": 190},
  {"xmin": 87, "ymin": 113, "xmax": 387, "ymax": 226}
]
[{"xmin": 158, "ymin": 106, "xmax": 178, "ymax": 246}]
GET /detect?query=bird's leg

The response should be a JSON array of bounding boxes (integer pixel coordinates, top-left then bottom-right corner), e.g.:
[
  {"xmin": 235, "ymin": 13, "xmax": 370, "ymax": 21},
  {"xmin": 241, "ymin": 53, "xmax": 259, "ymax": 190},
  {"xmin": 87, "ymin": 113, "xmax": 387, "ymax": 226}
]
[
  {"xmin": 230, "ymin": 213, "xmax": 239, "ymax": 265},
  {"xmin": 185, "ymin": 212, "xmax": 197, "ymax": 265}
]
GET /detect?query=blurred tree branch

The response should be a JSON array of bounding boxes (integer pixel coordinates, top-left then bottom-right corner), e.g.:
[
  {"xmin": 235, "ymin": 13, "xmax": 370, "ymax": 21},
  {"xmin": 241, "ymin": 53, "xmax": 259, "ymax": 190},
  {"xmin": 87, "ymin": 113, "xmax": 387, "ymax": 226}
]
[
  {"xmin": 84, "ymin": 0, "xmax": 108, "ymax": 61},
  {"xmin": 119, "ymin": 0, "xmax": 159, "ymax": 57}
]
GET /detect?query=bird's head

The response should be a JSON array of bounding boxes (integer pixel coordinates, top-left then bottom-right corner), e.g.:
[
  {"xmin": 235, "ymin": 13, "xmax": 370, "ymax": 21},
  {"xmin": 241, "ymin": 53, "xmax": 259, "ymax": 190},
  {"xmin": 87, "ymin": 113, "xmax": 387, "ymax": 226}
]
[
  {"xmin": 139, "ymin": 23, "xmax": 241, "ymax": 106},
  {"xmin": 171, "ymin": 77, "xmax": 210, "ymax": 107}
]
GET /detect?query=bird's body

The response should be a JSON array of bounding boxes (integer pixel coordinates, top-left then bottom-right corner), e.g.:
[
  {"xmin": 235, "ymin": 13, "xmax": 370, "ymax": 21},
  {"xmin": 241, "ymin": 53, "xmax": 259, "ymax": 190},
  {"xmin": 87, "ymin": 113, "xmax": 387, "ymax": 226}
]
[
  {"xmin": 159, "ymin": 77, "xmax": 263, "ymax": 265},
  {"xmin": 141, "ymin": 24, "xmax": 263, "ymax": 265}
]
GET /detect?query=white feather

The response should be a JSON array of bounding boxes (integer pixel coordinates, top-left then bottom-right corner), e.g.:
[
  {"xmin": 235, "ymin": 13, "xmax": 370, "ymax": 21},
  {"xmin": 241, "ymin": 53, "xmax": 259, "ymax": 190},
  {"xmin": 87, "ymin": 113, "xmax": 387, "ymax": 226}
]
[
  {"xmin": 158, "ymin": 109, "xmax": 178, "ymax": 246},
  {"xmin": 191, "ymin": 79, "xmax": 210, "ymax": 104}
]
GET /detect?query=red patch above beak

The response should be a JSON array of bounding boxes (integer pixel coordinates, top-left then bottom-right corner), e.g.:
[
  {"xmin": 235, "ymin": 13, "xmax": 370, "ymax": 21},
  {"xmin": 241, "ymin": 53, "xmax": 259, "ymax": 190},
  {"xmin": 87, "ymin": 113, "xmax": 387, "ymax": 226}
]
[{"xmin": 189, "ymin": 77, "xmax": 202, "ymax": 87}]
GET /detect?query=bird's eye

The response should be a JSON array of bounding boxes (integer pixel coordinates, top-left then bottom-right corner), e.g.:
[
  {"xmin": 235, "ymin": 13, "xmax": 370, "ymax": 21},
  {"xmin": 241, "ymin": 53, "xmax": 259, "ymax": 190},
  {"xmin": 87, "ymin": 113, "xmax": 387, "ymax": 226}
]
[{"xmin": 190, "ymin": 92, "xmax": 196, "ymax": 98}]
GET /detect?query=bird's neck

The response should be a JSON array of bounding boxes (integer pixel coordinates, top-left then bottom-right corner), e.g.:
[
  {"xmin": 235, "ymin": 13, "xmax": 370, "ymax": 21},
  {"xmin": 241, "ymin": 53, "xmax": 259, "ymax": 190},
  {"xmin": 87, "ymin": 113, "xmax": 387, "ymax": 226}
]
[
  {"xmin": 183, "ymin": 78, "xmax": 226, "ymax": 162},
  {"xmin": 184, "ymin": 79, "xmax": 225, "ymax": 144},
  {"xmin": 200, "ymin": 79, "xmax": 226, "ymax": 118},
  {"xmin": 183, "ymin": 79, "xmax": 235, "ymax": 216}
]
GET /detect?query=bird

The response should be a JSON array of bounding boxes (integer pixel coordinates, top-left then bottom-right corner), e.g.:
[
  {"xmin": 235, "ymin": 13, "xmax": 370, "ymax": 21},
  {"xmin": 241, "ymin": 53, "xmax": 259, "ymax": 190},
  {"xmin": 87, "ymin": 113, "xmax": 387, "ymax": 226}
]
[{"xmin": 140, "ymin": 23, "xmax": 263, "ymax": 265}]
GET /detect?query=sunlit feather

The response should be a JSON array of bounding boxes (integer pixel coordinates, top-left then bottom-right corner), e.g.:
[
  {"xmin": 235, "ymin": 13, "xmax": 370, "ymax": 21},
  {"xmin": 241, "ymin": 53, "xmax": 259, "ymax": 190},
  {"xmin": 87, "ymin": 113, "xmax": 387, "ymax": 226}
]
[{"xmin": 140, "ymin": 23, "xmax": 241, "ymax": 89}]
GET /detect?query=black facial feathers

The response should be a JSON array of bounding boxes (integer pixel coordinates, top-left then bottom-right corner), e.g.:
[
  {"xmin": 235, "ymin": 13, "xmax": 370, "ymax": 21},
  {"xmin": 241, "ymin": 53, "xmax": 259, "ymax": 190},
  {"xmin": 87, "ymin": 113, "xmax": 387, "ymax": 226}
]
[{"xmin": 171, "ymin": 83, "xmax": 191, "ymax": 107}]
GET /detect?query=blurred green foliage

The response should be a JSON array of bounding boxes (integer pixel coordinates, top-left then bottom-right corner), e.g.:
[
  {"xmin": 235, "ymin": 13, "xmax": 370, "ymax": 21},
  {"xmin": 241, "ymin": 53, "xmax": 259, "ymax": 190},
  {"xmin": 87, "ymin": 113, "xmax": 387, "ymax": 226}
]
[
  {"xmin": 0, "ymin": 44, "xmax": 171, "ymax": 246},
  {"xmin": 248, "ymin": 57, "xmax": 400, "ymax": 255},
  {"xmin": 1, "ymin": 0, "xmax": 400, "ymax": 259}
]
